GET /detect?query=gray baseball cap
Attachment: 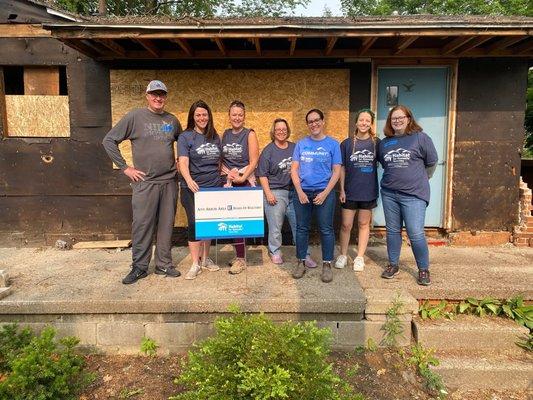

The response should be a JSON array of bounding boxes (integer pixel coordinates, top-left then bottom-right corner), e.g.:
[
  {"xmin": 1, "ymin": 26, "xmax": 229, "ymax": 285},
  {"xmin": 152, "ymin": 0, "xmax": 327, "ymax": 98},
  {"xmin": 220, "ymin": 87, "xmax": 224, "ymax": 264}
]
[{"xmin": 146, "ymin": 80, "xmax": 168, "ymax": 93}]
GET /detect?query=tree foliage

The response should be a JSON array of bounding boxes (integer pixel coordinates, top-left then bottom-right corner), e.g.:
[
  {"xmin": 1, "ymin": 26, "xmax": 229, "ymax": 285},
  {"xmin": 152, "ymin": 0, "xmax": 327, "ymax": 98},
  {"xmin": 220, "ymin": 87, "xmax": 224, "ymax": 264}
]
[
  {"xmin": 54, "ymin": 0, "xmax": 310, "ymax": 17},
  {"xmin": 524, "ymin": 68, "xmax": 533, "ymax": 158},
  {"xmin": 340, "ymin": 0, "xmax": 533, "ymax": 17}
]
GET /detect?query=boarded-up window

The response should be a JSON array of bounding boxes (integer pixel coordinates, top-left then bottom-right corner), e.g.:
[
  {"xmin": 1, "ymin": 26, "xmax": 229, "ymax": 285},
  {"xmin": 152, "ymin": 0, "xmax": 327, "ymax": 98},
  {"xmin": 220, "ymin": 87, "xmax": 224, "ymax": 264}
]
[{"xmin": 1, "ymin": 66, "xmax": 70, "ymax": 137}]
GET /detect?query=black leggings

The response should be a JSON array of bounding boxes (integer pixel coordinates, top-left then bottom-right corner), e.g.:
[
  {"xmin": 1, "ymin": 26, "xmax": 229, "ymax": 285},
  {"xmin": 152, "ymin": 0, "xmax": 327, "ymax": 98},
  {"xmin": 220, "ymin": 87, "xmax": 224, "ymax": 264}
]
[{"xmin": 179, "ymin": 185, "xmax": 198, "ymax": 242}]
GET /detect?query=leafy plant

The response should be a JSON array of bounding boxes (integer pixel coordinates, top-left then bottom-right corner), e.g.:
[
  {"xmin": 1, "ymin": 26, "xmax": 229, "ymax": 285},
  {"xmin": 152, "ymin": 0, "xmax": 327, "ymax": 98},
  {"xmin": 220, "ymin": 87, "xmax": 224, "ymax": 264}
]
[
  {"xmin": 419, "ymin": 300, "xmax": 454, "ymax": 320},
  {"xmin": 171, "ymin": 308, "xmax": 359, "ymax": 400},
  {"xmin": 516, "ymin": 332, "xmax": 533, "ymax": 351},
  {"xmin": 0, "ymin": 326, "xmax": 93, "ymax": 400},
  {"xmin": 140, "ymin": 337, "xmax": 158, "ymax": 357},
  {"xmin": 502, "ymin": 295, "xmax": 533, "ymax": 330},
  {"xmin": 119, "ymin": 387, "xmax": 144, "ymax": 398},
  {"xmin": 380, "ymin": 294, "xmax": 405, "ymax": 347},
  {"xmin": 0, "ymin": 324, "xmax": 33, "ymax": 373},
  {"xmin": 406, "ymin": 344, "xmax": 447, "ymax": 398},
  {"xmin": 460, "ymin": 297, "xmax": 501, "ymax": 317}
]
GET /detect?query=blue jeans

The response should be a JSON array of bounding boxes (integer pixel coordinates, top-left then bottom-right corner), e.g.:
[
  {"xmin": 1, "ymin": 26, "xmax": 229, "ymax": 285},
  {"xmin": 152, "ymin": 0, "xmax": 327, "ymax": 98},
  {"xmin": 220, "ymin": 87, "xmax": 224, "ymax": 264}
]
[
  {"xmin": 264, "ymin": 189, "xmax": 293, "ymax": 256},
  {"xmin": 293, "ymin": 190, "xmax": 336, "ymax": 262},
  {"xmin": 381, "ymin": 188, "xmax": 429, "ymax": 271}
]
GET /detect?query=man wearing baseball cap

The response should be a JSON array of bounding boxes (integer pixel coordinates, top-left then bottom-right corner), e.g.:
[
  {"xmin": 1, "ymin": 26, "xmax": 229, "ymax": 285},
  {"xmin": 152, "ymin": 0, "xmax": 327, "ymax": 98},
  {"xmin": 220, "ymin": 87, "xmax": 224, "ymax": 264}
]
[{"xmin": 103, "ymin": 80, "xmax": 183, "ymax": 284}]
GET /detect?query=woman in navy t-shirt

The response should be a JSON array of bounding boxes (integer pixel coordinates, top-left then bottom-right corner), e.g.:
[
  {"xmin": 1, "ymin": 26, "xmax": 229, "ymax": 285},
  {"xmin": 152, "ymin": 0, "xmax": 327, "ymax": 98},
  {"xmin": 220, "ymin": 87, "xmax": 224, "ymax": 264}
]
[
  {"xmin": 221, "ymin": 100, "xmax": 260, "ymax": 275},
  {"xmin": 291, "ymin": 109, "xmax": 342, "ymax": 283},
  {"xmin": 337, "ymin": 109, "xmax": 380, "ymax": 272},
  {"xmin": 178, "ymin": 100, "xmax": 222, "ymax": 280},
  {"xmin": 378, "ymin": 105, "xmax": 438, "ymax": 286}
]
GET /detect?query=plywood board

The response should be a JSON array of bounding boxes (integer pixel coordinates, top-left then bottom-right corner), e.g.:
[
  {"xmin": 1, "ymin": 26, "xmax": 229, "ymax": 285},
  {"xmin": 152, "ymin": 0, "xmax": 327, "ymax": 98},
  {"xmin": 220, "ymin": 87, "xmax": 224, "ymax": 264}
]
[
  {"xmin": 73, "ymin": 240, "xmax": 132, "ymax": 249},
  {"xmin": 24, "ymin": 67, "xmax": 59, "ymax": 95},
  {"xmin": 6, "ymin": 95, "xmax": 70, "ymax": 137}
]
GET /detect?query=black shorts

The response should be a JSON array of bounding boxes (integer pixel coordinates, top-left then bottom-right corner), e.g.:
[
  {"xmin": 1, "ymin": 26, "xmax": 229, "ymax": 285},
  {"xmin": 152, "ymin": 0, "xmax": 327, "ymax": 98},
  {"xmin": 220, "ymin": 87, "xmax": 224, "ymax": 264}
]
[{"xmin": 341, "ymin": 199, "xmax": 378, "ymax": 210}]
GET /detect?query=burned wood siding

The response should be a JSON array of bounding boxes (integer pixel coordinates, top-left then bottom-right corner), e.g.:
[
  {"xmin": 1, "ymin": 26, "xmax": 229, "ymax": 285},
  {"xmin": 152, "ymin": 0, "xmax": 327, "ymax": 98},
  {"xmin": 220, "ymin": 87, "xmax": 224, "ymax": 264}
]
[
  {"xmin": 452, "ymin": 59, "xmax": 528, "ymax": 231},
  {"xmin": 0, "ymin": 37, "xmax": 132, "ymax": 245},
  {"xmin": 349, "ymin": 63, "xmax": 372, "ymax": 134}
]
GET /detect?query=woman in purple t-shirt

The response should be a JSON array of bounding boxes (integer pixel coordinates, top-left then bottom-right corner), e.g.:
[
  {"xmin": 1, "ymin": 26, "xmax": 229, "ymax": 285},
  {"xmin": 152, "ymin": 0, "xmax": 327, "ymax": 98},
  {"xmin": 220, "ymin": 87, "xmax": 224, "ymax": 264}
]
[
  {"xmin": 337, "ymin": 109, "xmax": 379, "ymax": 272},
  {"xmin": 378, "ymin": 105, "xmax": 438, "ymax": 286},
  {"xmin": 221, "ymin": 100, "xmax": 260, "ymax": 275}
]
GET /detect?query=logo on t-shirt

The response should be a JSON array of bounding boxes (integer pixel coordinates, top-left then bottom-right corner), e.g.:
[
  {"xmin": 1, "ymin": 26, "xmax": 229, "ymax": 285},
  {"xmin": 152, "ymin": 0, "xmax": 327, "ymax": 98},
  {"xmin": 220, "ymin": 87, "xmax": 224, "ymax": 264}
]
[
  {"xmin": 196, "ymin": 143, "xmax": 220, "ymax": 158},
  {"xmin": 145, "ymin": 122, "xmax": 174, "ymax": 141},
  {"xmin": 301, "ymin": 146, "xmax": 329, "ymax": 163},
  {"xmin": 350, "ymin": 149, "xmax": 374, "ymax": 163},
  {"xmin": 223, "ymin": 143, "xmax": 243, "ymax": 159},
  {"xmin": 277, "ymin": 157, "xmax": 292, "ymax": 173},
  {"xmin": 384, "ymin": 148, "xmax": 411, "ymax": 167}
]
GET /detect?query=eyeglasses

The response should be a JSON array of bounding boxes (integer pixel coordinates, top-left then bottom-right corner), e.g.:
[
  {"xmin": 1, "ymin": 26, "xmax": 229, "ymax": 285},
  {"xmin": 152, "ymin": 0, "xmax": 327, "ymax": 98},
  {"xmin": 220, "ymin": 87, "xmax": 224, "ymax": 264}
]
[
  {"xmin": 307, "ymin": 118, "xmax": 322, "ymax": 126},
  {"xmin": 148, "ymin": 92, "xmax": 167, "ymax": 99},
  {"xmin": 274, "ymin": 128, "xmax": 288, "ymax": 133},
  {"xmin": 391, "ymin": 116, "xmax": 408, "ymax": 122}
]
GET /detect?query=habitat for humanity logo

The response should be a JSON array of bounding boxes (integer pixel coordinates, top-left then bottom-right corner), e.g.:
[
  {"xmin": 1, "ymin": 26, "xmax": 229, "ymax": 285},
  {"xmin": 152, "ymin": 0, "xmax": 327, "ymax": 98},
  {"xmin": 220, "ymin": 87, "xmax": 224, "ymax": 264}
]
[
  {"xmin": 196, "ymin": 143, "xmax": 220, "ymax": 157},
  {"xmin": 277, "ymin": 157, "xmax": 292, "ymax": 171},
  {"xmin": 217, "ymin": 222, "xmax": 244, "ymax": 234},
  {"xmin": 350, "ymin": 149, "xmax": 374, "ymax": 163},
  {"xmin": 217, "ymin": 223, "xmax": 228, "ymax": 232},
  {"xmin": 223, "ymin": 143, "xmax": 243, "ymax": 157},
  {"xmin": 384, "ymin": 148, "xmax": 411, "ymax": 162}
]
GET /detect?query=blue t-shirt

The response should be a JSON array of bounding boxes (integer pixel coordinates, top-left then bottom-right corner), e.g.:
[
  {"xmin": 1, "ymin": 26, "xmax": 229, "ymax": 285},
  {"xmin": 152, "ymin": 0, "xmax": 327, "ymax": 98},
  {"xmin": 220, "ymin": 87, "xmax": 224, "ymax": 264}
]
[
  {"xmin": 341, "ymin": 137, "xmax": 380, "ymax": 202},
  {"xmin": 378, "ymin": 131, "xmax": 438, "ymax": 203},
  {"xmin": 293, "ymin": 136, "xmax": 342, "ymax": 191},
  {"xmin": 221, "ymin": 128, "xmax": 251, "ymax": 170},
  {"xmin": 178, "ymin": 129, "xmax": 222, "ymax": 188},
  {"xmin": 256, "ymin": 141, "xmax": 296, "ymax": 190}
]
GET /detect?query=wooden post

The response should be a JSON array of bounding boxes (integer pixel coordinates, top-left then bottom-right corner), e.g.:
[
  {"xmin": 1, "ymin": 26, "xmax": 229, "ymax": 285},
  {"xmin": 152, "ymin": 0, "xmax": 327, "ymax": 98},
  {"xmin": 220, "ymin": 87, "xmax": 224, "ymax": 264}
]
[{"xmin": 0, "ymin": 67, "xmax": 8, "ymax": 137}]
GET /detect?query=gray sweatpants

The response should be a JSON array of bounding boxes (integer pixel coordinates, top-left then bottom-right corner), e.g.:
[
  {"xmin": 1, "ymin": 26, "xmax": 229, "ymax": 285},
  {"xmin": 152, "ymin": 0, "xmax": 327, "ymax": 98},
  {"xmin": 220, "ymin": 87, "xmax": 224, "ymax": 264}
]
[{"xmin": 131, "ymin": 180, "xmax": 178, "ymax": 271}]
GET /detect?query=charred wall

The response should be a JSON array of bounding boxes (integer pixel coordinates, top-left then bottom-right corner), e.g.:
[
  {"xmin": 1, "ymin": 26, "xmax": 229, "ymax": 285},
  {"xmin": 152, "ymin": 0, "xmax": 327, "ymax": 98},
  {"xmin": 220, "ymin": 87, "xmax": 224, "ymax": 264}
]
[
  {"xmin": 0, "ymin": 37, "xmax": 132, "ymax": 245},
  {"xmin": 452, "ymin": 59, "xmax": 528, "ymax": 231}
]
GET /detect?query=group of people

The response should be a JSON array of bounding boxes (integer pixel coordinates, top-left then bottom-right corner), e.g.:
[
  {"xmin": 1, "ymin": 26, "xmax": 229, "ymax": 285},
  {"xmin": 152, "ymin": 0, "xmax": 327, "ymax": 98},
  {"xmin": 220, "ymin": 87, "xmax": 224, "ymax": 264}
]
[{"xmin": 103, "ymin": 80, "xmax": 438, "ymax": 287}]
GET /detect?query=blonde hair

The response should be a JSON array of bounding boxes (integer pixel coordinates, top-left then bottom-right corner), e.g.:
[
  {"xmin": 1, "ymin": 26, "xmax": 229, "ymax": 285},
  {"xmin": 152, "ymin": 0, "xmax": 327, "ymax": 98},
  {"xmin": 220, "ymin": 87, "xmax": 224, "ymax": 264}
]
[{"xmin": 269, "ymin": 118, "xmax": 291, "ymax": 141}]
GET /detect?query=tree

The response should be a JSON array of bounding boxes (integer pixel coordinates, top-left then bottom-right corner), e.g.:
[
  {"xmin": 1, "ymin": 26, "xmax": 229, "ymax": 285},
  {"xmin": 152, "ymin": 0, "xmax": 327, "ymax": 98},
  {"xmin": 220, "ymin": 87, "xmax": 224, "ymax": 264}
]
[
  {"xmin": 54, "ymin": 0, "xmax": 311, "ymax": 17},
  {"xmin": 524, "ymin": 68, "xmax": 533, "ymax": 158},
  {"xmin": 340, "ymin": 0, "xmax": 533, "ymax": 17}
]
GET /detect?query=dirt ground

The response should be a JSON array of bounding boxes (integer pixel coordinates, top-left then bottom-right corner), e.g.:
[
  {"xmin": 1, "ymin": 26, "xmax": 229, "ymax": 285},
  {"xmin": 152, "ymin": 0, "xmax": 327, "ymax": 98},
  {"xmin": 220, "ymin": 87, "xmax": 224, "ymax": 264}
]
[{"xmin": 79, "ymin": 350, "xmax": 532, "ymax": 400}]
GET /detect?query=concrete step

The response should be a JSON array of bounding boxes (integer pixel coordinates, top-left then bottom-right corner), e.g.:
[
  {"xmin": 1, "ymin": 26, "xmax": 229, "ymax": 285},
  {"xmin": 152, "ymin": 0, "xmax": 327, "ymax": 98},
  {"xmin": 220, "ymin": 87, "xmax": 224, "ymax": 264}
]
[
  {"xmin": 433, "ymin": 352, "xmax": 533, "ymax": 390},
  {"xmin": 413, "ymin": 315, "xmax": 529, "ymax": 354}
]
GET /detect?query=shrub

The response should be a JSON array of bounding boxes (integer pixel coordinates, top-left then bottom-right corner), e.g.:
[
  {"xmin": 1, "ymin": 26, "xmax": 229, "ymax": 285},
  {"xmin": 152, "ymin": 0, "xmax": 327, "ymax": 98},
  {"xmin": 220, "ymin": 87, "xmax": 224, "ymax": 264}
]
[
  {"xmin": 140, "ymin": 336, "xmax": 159, "ymax": 357},
  {"xmin": 0, "ymin": 325, "xmax": 92, "ymax": 400},
  {"xmin": 171, "ymin": 309, "xmax": 356, "ymax": 400}
]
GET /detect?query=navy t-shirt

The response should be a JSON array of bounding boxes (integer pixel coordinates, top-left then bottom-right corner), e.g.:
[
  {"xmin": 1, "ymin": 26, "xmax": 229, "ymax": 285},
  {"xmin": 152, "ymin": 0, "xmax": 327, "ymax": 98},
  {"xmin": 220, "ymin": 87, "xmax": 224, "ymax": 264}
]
[
  {"xmin": 221, "ymin": 128, "xmax": 251, "ymax": 170},
  {"xmin": 341, "ymin": 137, "xmax": 380, "ymax": 201},
  {"xmin": 256, "ymin": 141, "xmax": 296, "ymax": 190},
  {"xmin": 378, "ymin": 131, "xmax": 438, "ymax": 203},
  {"xmin": 178, "ymin": 129, "xmax": 222, "ymax": 188},
  {"xmin": 293, "ymin": 136, "xmax": 342, "ymax": 191}
]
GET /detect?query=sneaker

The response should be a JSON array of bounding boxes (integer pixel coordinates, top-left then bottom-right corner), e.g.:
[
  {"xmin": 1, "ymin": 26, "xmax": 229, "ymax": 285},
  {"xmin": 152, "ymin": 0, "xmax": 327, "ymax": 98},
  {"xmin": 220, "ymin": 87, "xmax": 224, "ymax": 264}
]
[
  {"xmin": 270, "ymin": 254, "xmax": 283, "ymax": 265},
  {"xmin": 185, "ymin": 264, "xmax": 202, "ymax": 280},
  {"xmin": 304, "ymin": 255, "xmax": 318, "ymax": 268},
  {"xmin": 381, "ymin": 264, "xmax": 399, "ymax": 279},
  {"xmin": 201, "ymin": 257, "xmax": 220, "ymax": 272},
  {"xmin": 417, "ymin": 270, "xmax": 431, "ymax": 286},
  {"xmin": 335, "ymin": 255, "xmax": 348, "ymax": 269},
  {"xmin": 321, "ymin": 261, "xmax": 333, "ymax": 283},
  {"xmin": 122, "ymin": 267, "xmax": 148, "ymax": 285},
  {"xmin": 229, "ymin": 258, "xmax": 246, "ymax": 275},
  {"xmin": 154, "ymin": 266, "xmax": 181, "ymax": 277},
  {"xmin": 292, "ymin": 260, "xmax": 306, "ymax": 279},
  {"xmin": 227, "ymin": 257, "xmax": 237, "ymax": 267},
  {"xmin": 353, "ymin": 256, "xmax": 365, "ymax": 272}
]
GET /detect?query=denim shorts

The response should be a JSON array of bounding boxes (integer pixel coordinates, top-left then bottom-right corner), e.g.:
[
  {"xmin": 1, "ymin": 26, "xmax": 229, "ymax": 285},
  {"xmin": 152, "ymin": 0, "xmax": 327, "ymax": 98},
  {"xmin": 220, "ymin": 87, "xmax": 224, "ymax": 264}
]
[{"xmin": 341, "ymin": 199, "xmax": 377, "ymax": 210}]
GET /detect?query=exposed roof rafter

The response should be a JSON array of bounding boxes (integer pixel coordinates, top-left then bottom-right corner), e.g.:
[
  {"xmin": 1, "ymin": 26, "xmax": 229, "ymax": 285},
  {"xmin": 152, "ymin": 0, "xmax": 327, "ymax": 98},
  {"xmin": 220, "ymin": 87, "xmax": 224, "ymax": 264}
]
[
  {"xmin": 486, "ymin": 36, "xmax": 527, "ymax": 53},
  {"xmin": 325, "ymin": 37, "xmax": 337, "ymax": 55},
  {"xmin": 359, "ymin": 37, "xmax": 377, "ymax": 56},
  {"xmin": 213, "ymin": 37, "xmax": 227, "ymax": 56},
  {"xmin": 95, "ymin": 38, "xmax": 126, "ymax": 56},
  {"xmin": 135, "ymin": 39, "xmax": 161, "ymax": 57},
  {"xmin": 393, "ymin": 36, "xmax": 417, "ymax": 55},
  {"xmin": 289, "ymin": 37, "xmax": 297, "ymax": 56},
  {"xmin": 441, "ymin": 36, "xmax": 474, "ymax": 54},
  {"xmin": 170, "ymin": 38, "xmax": 194, "ymax": 56}
]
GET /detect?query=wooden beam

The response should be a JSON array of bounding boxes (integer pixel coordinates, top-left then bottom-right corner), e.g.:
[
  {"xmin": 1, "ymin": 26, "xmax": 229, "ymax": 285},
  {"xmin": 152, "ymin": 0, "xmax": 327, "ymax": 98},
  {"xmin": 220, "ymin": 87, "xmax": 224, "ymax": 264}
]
[
  {"xmin": 213, "ymin": 38, "xmax": 227, "ymax": 56},
  {"xmin": 289, "ymin": 37, "xmax": 297, "ymax": 56},
  {"xmin": 393, "ymin": 36, "xmax": 417, "ymax": 55},
  {"xmin": 95, "ymin": 39, "xmax": 126, "ymax": 57},
  {"xmin": 441, "ymin": 36, "xmax": 475, "ymax": 55},
  {"xmin": 0, "ymin": 24, "xmax": 51, "ymax": 38},
  {"xmin": 252, "ymin": 38, "xmax": 261, "ymax": 55},
  {"xmin": 0, "ymin": 68, "xmax": 8, "ymax": 137},
  {"xmin": 325, "ymin": 37, "xmax": 337, "ymax": 55},
  {"xmin": 170, "ymin": 38, "xmax": 194, "ymax": 56},
  {"xmin": 456, "ymin": 36, "xmax": 494, "ymax": 55},
  {"xmin": 486, "ymin": 36, "xmax": 527, "ymax": 53},
  {"xmin": 135, "ymin": 39, "xmax": 161, "ymax": 57},
  {"xmin": 359, "ymin": 37, "xmax": 377, "ymax": 56},
  {"xmin": 61, "ymin": 39, "xmax": 100, "ymax": 58},
  {"xmin": 514, "ymin": 39, "xmax": 533, "ymax": 54}
]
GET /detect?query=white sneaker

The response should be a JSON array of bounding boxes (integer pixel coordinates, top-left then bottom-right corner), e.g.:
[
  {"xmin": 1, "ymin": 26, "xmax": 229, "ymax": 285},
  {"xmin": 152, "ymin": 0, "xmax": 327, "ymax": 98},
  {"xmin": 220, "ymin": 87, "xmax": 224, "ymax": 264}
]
[
  {"xmin": 353, "ymin": 256, "xmax": 365, "ymax": 272},
  {"xmin": 335, "ymin": 255, "xmax": 348, "ymax": 269},
  {"xmin": 185, "ymin": 264, "xmax": 202, "ymax": 280},
  {"xmin": 202, "ymin": 257, "xmax": 220, "ymax": 271}
]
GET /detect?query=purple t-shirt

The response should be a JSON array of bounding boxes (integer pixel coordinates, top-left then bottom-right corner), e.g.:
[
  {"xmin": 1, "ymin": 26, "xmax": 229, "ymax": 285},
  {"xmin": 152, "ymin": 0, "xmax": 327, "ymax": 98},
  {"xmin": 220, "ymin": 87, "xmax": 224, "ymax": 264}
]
[
  {"xmin": 256, "ymin": 141, "xmax": 295, "ymax": 190},
  {"xmin": 293, "ymin": 136, "xmax": 342, "ymax": 191},
  {"xmin": 378, "ymin": 131, "xmax": 438, "ymax": 203},
  {"xmin": 341, "ymin": 137, "xmax": 380, "ymax": 202},
  {"xmin": 178, "ymin": 130, "xmax": 222, "ymax": 188}
]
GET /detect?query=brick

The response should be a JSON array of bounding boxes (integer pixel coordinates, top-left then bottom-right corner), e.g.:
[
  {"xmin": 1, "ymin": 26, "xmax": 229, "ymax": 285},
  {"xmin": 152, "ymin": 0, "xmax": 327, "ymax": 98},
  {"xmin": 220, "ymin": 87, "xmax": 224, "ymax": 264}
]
[
  {"xmin": 449, "ymin": 231, "xmax": 511, "ymax": 246},
  {"xmin": 0, "ymin": 270, "xmax": 9, "ymax": 287},
  {"xmin": 145, "ymin": 323, "xmax": 195, "ymax": 347},
  {"xmin": 97, "ymin": 323, "xmax": 145, "ymax": 346}
]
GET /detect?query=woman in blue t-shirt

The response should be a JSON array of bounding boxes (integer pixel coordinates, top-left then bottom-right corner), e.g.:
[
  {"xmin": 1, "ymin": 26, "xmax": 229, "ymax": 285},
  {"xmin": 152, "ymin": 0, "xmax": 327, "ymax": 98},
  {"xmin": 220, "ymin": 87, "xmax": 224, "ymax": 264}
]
[
  {"xmin": 257, "ymin": 118, "xmax": 317, "ymax": 268},
  {"xmin": 221, "ymin": 100, "xmax": 260, "ymax": 275},
  {"xmin": 291, "ymin": 109, "xmax": 342, "ymax": 283},
  {"xmin": 378, "ymin": 105, "xmax": 438, "ymax": 286},
  {"xmin": 178, "ymin": 100, "xmax": 222, "ymax": 280},
  {"xmin": 337, "ymin": 109, "xmax": 380, "ymax": 272}
]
